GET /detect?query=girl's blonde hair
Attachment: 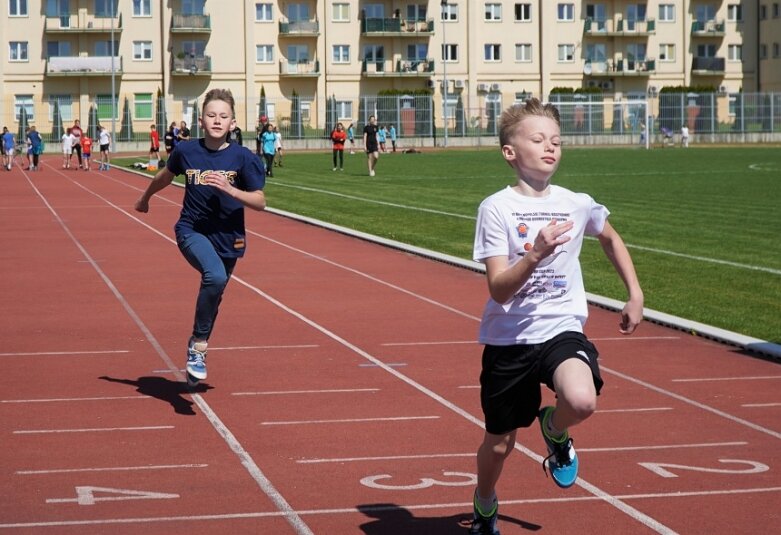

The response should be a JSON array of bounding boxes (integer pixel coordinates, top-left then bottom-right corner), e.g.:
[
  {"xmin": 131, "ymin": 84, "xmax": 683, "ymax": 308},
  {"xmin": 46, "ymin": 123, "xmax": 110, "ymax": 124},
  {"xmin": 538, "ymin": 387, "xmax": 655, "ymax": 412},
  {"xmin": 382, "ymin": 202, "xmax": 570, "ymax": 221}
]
[{"xmin": 499, "ymin": 98, "xmax": 561, "ymax": 146}]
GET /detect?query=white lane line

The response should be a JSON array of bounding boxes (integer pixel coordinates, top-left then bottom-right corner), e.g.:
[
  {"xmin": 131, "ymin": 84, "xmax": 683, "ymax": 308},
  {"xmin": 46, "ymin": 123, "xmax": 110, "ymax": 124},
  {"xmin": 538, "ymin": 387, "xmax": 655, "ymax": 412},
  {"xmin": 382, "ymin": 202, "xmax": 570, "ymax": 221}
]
[
  {"xmin": 261, "ymin": 416, "xmax": 439, "ymax": 426},
  {"xmin": 589, "ymin": 336, "xmax": 681, "ymax": 341},
  {"xmin": 381, "ymin": 341, "xmax": 476, "ymax": 346},
  {"xmin": 17, "ymin": 464, "xmax": 208, "ymax": 475},
  {"xmin": 207, "ymin": 344, "xmax": 319, "ymax": 351},
  {"xmin": 13, "ymin": 426, "xmax": 174, "ymax": 435},
  {"xmin": 2, "ymin": 396, "xmax": 147, "ymax": 403},
  {"xmin": 297, "ymin": 441, "xmax": 748, "ymax": 464},
  {"xmin": 382, "ymin": 336, "xmax": 680, "ymax": 346},
  {"xmin": 597, "ymin": 407, "xmax": 673, "ymax": 413},
  {"xmin": 0, "ymin": 350, "xmax": 129, "ymax": 357},
  {"xmin": 672, "ymin": 375, "xmax": 781, "ymax": 382},
  {"xmin": 27, "ymin": 172, "xmax": 315, "ymax": 535},
  {"xmin": 742, "ymin": 402, "xmax": 781, "ymax": 408},
  {"xmin": 233, "ymin": 388, "xmax": 380, "ymax": 396},
  {"xmin": 2, "ymin": 487, "xmax": 779, "ymax": 529},
  {"xmin": 358, "ymin": 362, "xmax": 407, "ymax": 367}
]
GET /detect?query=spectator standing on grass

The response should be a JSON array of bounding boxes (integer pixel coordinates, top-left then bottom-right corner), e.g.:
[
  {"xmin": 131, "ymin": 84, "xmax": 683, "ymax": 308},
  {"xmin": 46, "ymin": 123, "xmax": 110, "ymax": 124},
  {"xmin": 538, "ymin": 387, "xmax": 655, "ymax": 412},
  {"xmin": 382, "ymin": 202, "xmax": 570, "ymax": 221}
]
[
  {"xmin": 681, "ymin": 125, "xmax": 690, "ymax": 148},
  {"xmin": 330, "ymin": 122, "xmax": 346, "ymax": 171},
  {"xmin": 389, "ymin": 124, "xmax": 397, "ymax": 152},
  {"xmin": 134, "ymin": 88, "xmax": 266, "ymax": 388},
  {"xmin": 468, "ymin": 98, "xmax": 643, "ymax": 535},
  {"xmin": 260, "ymin": 123, "xmax": 276, "ymax": 177},
  {"xmin": 273, "ymin": 126, "xmax": 283, "ymax": 167},
  {"xmin": 164, "ymin": 122, "xmax": 178, "ymax": 156},
  {"xmin": 378, "ymin": 124, "xmax": 387, "ymax": 153},
  {"xmin": 150, "ymin": 124, "xmax": 160, "ymax": 162},
  {"xmin": 178, "ymin": 120, "xmax": 191, "ymax": 143},
  {"xmin": 347, "ymin": 123, "xmax": 356, "ymax": 154},
  {"xmin": 363, "ymin": 115, "xmax": 380, "ymax": 177}
]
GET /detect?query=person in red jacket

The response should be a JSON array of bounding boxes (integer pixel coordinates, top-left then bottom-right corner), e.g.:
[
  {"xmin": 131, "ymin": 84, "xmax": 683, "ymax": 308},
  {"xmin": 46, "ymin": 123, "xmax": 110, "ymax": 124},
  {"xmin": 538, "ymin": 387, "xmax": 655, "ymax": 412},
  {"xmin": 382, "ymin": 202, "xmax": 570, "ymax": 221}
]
[
  {"xmin": 81, "ymin": 135, "xmax": 93, "ymax": 170},
  {"xmin": 330, "ymin": 122, "xmax": 346, "ymax": 171}
]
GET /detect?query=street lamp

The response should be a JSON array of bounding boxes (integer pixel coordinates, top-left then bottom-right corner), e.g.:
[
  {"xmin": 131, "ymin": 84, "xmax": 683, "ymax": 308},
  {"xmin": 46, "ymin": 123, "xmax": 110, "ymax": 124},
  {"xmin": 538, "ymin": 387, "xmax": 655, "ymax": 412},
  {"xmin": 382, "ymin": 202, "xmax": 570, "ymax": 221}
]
[{"xmin": 441, "ymin": 0, "xmax": 448, "ymax": 147}]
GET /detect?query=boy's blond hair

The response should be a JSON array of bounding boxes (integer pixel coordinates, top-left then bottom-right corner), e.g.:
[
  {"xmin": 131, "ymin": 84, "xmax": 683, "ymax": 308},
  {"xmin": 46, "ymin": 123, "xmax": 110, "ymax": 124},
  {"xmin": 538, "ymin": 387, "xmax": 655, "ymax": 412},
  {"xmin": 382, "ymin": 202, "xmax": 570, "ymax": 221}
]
[
  {"xmin": 202, "ymin": 88, "xmax": 235, "ymax": 117},
  {"xmin": 499, "ymin": 98, "xmax": 561, "ymax": 146}
]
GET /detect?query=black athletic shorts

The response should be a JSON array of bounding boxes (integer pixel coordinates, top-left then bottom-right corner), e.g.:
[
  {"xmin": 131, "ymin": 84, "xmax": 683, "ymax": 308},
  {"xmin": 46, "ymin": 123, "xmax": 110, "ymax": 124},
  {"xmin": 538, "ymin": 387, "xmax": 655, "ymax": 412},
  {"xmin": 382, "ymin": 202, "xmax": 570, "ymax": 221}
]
[{"xmin": 480, "ymin": 331, "xmax": 603, "ymax": 435}]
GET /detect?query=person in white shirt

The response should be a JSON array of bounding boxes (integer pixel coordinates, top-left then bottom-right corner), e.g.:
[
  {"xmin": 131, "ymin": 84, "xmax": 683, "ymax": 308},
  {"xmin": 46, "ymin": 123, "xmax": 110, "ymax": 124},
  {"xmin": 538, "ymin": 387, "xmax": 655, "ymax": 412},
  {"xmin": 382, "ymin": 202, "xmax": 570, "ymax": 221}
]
[
  {"xmin": 468, "ymin": 98, "xmax": 644, "ymax": 535},
  {"xmin": 98, "ymin": 126, "xmax": 112, "ymax": 170},
  {"xmin": 61, "ymin": 128, "xmax": 75, "ymax": 169},
  {"xmin": 680, "ymin": 125, "xmax": 690, "ymax": 148}
]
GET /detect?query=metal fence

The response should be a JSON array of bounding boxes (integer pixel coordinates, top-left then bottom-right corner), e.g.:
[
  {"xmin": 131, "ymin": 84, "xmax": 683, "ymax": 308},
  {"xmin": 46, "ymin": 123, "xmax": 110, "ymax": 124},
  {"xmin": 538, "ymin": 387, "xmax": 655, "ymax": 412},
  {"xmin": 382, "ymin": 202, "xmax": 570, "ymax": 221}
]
[{"xmin": 2, "ymin": 92, "xmax": 780, "ymax": 146}]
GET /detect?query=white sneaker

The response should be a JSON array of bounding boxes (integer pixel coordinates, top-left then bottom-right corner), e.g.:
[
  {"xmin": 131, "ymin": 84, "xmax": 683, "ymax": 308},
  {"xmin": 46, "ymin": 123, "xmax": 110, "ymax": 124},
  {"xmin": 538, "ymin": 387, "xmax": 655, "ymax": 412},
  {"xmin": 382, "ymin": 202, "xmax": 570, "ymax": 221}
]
[
  {"xmin": 333, "ymin": 167, "xmax": 337, "ymax": 171},
  {"xmin": 369, "ymin": 170, "xmax": 375, "ymax": 177}
]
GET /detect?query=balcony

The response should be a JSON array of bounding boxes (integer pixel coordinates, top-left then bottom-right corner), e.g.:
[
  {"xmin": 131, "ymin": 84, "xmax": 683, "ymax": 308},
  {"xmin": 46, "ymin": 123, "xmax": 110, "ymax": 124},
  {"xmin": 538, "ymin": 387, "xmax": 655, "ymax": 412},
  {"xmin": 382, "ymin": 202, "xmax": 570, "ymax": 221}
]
[
  {"xmin": 692, "ymin": 56, "xmax": 725, "ymax": 75},
  {"xmin": 583, "ymin": 17, "xmax": 655, "ymax": 36},
  {"xmin": 171, "ymin": 54, "xmax": 212, "ymax": 75},
  {"xmin": 360, "ymin": 17, "xmax": 434, "ymax": 36},
  {"xmin": 279, "ymin": 60, "xmax": 320, "ymax": 77},
  {"xmin": 171, "ymin": 14, "xmax": 211, "ymax": 33},
  {"xmin": 279, "ymin": 19, "xmax": 320, "ymax": 36},
  {"xmin": 361, "ymin": 58, "xmax": 435, "ymax": 77},
  {"xmin": 44, "ymin": 14, "xmax": 122, "ymax": 33},
  {"xmin": 586, "ymin": 58, "xmax": 656, "ymax": 76},
  {"xmin": 691, "ymin": 19, "xmax": 725, "ymax": 37},
  {"xmin": 46, "ymin": 56, "xmax": 122, "ymax": 76}
]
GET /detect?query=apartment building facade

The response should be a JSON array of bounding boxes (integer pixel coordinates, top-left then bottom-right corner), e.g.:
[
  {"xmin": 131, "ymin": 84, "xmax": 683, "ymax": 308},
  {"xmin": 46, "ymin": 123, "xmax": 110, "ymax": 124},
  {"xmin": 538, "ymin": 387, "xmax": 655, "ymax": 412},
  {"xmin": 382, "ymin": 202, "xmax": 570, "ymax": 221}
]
[{"xmin": 1, "ymin": 0, "xmax": 779, "ymax": 140}]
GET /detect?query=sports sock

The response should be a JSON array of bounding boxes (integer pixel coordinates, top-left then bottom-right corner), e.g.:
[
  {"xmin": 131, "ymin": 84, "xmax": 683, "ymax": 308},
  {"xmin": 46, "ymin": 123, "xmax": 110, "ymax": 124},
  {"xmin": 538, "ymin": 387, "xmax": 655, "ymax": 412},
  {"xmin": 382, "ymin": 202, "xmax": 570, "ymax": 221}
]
[
  {"xmin": 545, "ymin": 410, "xmax": 568, "ymax": 443},
  {"xmin": 475, "ymin": 491, "xmax": 497, "ymax": 517}
]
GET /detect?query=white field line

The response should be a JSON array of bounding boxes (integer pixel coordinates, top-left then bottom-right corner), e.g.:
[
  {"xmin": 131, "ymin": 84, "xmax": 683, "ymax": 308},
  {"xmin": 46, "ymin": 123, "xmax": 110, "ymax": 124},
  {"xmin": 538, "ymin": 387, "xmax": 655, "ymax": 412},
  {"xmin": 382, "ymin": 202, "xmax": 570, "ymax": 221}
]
[
  {"xmin": 232, "ymin": 388, "xmax": 380, "ymax": 396},
  {"xmin": 0, "ymin": 350, "xmax": 129, "ymax": 357},
  {"xmin": 13, "ymin": 426, "xmax": 174, "ymax": 434},
  {"xmin": 671, "ymin": 375, "xmax": 781, "ymax": 383},
  {"xmin": 2, "ymin": 396, "xmax": 147, "ymax": 403},
  {"xmin": 17, "ymin": 464, "xmax": 208, "ymax": 475},
  {"xmin": 260, "ymin": 416, "xmax": 439, "ymax": 426}
]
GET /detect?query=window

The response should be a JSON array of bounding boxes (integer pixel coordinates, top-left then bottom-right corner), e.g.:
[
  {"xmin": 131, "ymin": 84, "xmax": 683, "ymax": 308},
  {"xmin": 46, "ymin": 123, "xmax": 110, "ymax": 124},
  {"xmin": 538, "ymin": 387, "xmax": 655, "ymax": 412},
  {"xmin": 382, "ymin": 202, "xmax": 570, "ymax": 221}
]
[
  {"xmin": 485, "ymin": 3, "xmax": 502, "ymax": 21},
  {"xmin": 132, "ymin": 41, "xmax": 152, "ymax": 60},
  {"xmin": 47, "ymin": 40, "xmax": 71, "ymax": 57},
  {"xmin": 256, "ymin": 44, "xmax": 273, "ymax": 63},
  {"xmin": 45, "ymin": 0, "xmax": 69, "ymax": 17},
  {"xmin": 9, "ymin": 41, "xmax": 28, "ymax": 61},
  {"xmin": 132, "ymin": 0, "xmax": 150, "ymax": 17},
  {"xmin": 95, "ymin": 0, "xmax": 118, "ymax": 17},
  {"xmin": 407, "ymin": 44, "xmax": 428, "ymax": 60},
  {"xmin": 15, "ymin": 95, "xmax": 34, "ymax": 121},
  {"xmin": 9, "ymin": 0, "xmax": 28, "ymax": 16},
  {"xmin": 585, "ymin": 43, "xmax": 606, "ymax": 62},
  {"xmin": 658, "ymin": 4, "xmax": 675, "ymax": 22},
  {"xmin": 407, "ymin": 4, "xmax": 427, "ymax": 21},
  {"xmin": 728, "ymin": 44, "xmax": 742, "ymax": 61},
  {"xmin": 727, "ymin": 4, "xmax": 742, "ymax": 21},
  {"xmin": 773, "ymin": 43, "xmax": 780, "ymax": 58},
  {"xmin": 363, "ymin": 4, "xmax": 384, "ymax": 18},
  {"xmin": 134, "ymin": 93, "xmax": 153, "ymax": 120},
  {"xmin": 697, "ymin": 43, "xmax": 717, "ymax": 57},
  {"xmin": 287, "ymin": 3, "xmax": 309, "ymax": 22},
  {"xmin": 48, "ymin": 95, "xmax": 73, "ymax": 122},
  {"xmin": 775, "ymin": 3, "xmax": 780, "ymax": 17},
  {"xmin": 182, "ymin": 0, "xmax": 204, "ymax": 15},
  {"xmin": 332, "ymin": 44, "xmax": 349, "ymax": 63},
  {"xmin": 97, "ymin": 94, "xmax": 118, "ymax": 121},
  {"xmin": 515, "ymin": 43, "xmax": 532, "ymax": 62},
  {"xmin": 759, "ymin": 5, "xmax": 767, "ymax": 19},
  {"xmin": 659, "ymin": 43, "xmax": 675, "ymax": 62},
  {"xmin": 442, "ymin": 43, "xmax": 458, "ymax": 62},
  {"xmin": 484, "ymin": 44, "xmax": 501, "ymax": 61},
  {"xmin": 300, "ymin": 101, "xmax": 311, "ymax": 123},
  {"xmin": 514, "ymin": 3, "xmax": 531, "ymax": 21},
  {"xmin": 557, "ymin": 3, "xmax": 574, "ymax": 21},
  {"xmin": 336, "ymin": 101, "xmax": 352, "ymax": 119},
  {"xmin": 759, "ymin": 44, "xmax": 767, "ymax": 59},
  {"xmin": 95, "ymin": 40, "xmax": 119, "ymax": 56},
  {"xmin": 255, "ymin": 3, "xmax": 272, "ymax": 21},
  {"xmin": 441, "ymin": 2, "xmax": 457, "ymax": 20},
  {"xmin": 332, "ymin": 3, "xmax": 349, "ymax": 21},
  {"xmin": 586, "ymin": 4, "xmax": 607, "ymax": 29},
  {"xmin": 558, "ymin": 44, "xmax": 574, "ymax": 62}
]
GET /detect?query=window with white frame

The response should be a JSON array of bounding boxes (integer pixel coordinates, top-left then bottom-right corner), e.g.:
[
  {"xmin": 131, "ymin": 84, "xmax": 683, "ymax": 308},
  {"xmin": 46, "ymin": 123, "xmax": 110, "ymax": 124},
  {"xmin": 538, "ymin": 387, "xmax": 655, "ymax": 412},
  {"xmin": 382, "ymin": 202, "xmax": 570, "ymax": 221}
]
[
  {"xmin": 658, "ymin": 4, "xmax": 675, "ymax": 22},
  {"xmin": 558, "ymin": 44, "xmax": 575, "ymax": 62},
  {"xmin": 407, "ymin": 43, "xmax": 428, "ymax": 60},
  {"xmin": 585, "ymin": 43, "xmax": 606, "ymax": 62},
  {"xmin": 727, "ymin": 4, "xmax": 742, "ymax": 21},
  {"xmin": 728, "ymin": 44, "xmax": 742, "ymax": 61},
  {"xmin": 442, "ymin": 43, "xmax": 458, "ymax": 62},
  {"xmin": 485, "ymin": 3, "xmax": 502, "ymax": 20},
  {"xmin": 134, "ymin": 93, "xmax": 153, "ymax": 120},
  {"xmin": 332, "ymin": 3, "xmax": 349, "ymax": 21},
  {"xmin": 515, "ymin": 3, "xmax": 531, "ymax": 21},
  {"xmin": 95, "ymin": 40, "xmax": 119, "ymax": 56},
  {"xmin": 9, "ymin": 0, "xmax": 28, "ymax": 16},
  {"xmin": 15, "ymin": 95, "xmax": 34, "ymax": 121},
  {"xmin": 9, "ymin": 41, "xmax": 28, "ymax": 61},
  {"xmin": 256, "ymin": 45, "xmax": 273, "ymax": 63},
  {"xmin": 133, "ymin": 41, "xmax": 152, "ymax": 60},
  {"xmin": 47, "ymin": 41, "xmax": 71, "ymax": 57},
  {"xmin": 336, "ymin": 100, "xmax": 352, "ymax": 120},
  {"xmin": 48, "ymin": 95, "xmax": 73, "ymax": 122},
  {"xmin": 132, "ymin": 0, "xmax": 151, "ymax": 17},
  {"xmin": 659, "ymin": 43, "xmax": 675, "ymax": 62},
  {"xmin": 557, "ymin": 3, "xmax": 574, "ymax": 21},
  {"xmin": 441, "ymin": 2, "xmax": 457, "ymax": 20},
  {"xmin": 255, "ymin": 3, "xmax": 273, "ymax": 22},
  {"xmin": 332, "ymin": 44, "xmax": 349, "ymax": 63},
  {"xmin": 95, "ymin": 0, "xmax": 119, "ymax": 17},
  {"xmin": 515, "ymin": 43, "xmax": 532, "ymax": 62},
  {"xmin": 407, "ymin": 3, "xmax": 427, "ymax": 21},
  {"xmin": 300, "ymin": 101, "xmax": 311, "ymax": 123},
  {"xmin": 484, "ymin": 44, "xmax": 501, "ymax": 61}
]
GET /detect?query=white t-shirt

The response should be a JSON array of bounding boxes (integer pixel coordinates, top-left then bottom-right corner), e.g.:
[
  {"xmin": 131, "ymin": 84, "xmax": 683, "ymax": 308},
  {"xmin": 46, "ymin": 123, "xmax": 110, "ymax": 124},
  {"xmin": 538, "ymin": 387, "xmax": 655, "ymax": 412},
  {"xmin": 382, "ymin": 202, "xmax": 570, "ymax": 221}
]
[
  {"xmin": 99, "ymin": 130, "xmax": 111, "ymax": 146},
  {"xmin": 473, "ymin": 185, "xmax": 609, "ymax": 345},
  {"xmin": 62, "ymin": 133, "xmax": 74, "ymax": 152}
]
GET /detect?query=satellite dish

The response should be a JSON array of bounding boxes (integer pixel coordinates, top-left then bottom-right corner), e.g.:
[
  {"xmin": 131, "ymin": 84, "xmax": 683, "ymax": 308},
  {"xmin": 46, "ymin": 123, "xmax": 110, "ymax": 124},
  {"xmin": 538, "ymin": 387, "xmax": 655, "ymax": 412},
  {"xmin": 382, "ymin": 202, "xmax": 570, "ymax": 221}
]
[{"xmin": 583, "ymin": 62, "xmax": 593, "ymax": 75}]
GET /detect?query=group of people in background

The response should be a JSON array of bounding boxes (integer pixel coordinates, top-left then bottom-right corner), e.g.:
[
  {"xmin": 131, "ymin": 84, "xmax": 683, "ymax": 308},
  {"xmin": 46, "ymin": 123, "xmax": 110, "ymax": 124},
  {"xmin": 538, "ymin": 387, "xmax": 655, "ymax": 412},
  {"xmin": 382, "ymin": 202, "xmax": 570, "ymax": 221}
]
[
  {"xmin": 60, "ymin": 119, "xmax": 111, "ymax": 171},
  {"xmin": 329, "ymin": 118, "xmax": 398, "ymax": 177},
  {"xmin": 255, "ymin": 120, "xmax": 283, "ymax": 177},
  {"xmin": 2, "ymin": 124, "xmax": 44, "ymax": 171}
]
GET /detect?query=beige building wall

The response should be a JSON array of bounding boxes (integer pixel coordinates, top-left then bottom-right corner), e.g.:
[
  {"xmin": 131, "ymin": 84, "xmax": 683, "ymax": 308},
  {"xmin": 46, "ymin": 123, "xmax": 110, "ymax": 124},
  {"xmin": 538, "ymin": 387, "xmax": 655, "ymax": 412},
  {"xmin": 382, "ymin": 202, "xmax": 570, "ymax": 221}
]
[{"xmin": 1, "ymin": 0, "xmax": 776, "ymax": 136}]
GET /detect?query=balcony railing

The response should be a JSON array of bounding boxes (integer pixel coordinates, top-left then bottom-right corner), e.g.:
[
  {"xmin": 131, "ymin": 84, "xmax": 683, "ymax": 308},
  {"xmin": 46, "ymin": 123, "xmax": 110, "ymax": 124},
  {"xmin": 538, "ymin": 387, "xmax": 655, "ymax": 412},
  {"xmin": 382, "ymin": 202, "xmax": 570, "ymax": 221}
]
[
  {"xmin": 46, "ymin": 56, "xmax": 123, "ymax": 76},
  {"xmin": 692, "ymin": 56, "xmax": 725, "ymax": 74},
  {"xmin": 584, "ymin": 17, "xmax": 655, "ymax": 36},
  {"xmin": 279, "ymin": 19, "xmax": 320, "ymax": 36},
  {"xmin": 171, "ymin": 55, "xmax": 212, "ymax": 75},
  {"xmin": 586, "ymin": 58, "xmax": 656, "ymax": 76},
  {"xmin": 279, "ymin": 60, "xmax": 320, "ymax": 76},
  {"xmin": 361, "ymin": 58, "xmax": 435, "ymax": 76},
  {"xmin": 691, "ymin": 19, "xmax": 726, "ymax": 36},
  {"xmin": 171, "ymin": 14, "xmax": 211, "ymax": 32},
  {"xmin": 44, "ymin": 13, "xmax": 122, "ymax": 32},
  {"xmin": 361, "ymin": 17, "xmax": 434, "ymax": 35}
]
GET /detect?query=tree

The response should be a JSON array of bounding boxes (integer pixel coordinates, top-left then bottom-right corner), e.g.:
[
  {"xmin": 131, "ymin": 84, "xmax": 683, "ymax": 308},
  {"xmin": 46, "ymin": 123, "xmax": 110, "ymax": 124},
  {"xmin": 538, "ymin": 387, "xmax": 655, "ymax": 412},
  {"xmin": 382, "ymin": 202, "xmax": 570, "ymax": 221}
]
[
  {"xmin": 290, "ymin": 90, "xmax": 302, "ymax": 139},
  {"xmin": 50, "ymin": 101, "xmax": 63, "ymax": 143},
  {"xmin": 155, "ymin": 88, "xmax": 167, "ymax": 138},
  {"xmin": 190, "ymin": 99, "xmax": 201, "ymax": 138},
  {"xmin": 455, "ymin": 94, "xmax": 465, "ymax": 136},
  {"xmin": 86, "ymin": 104, "xmax": 99, "ymax": 139},
  {"xmin": 17, "ymin": 106, "xmax": 29, "ymax": 142},
  {"xmin": 119, "ymin": 96, "xmax": 133, "ymax": 141}
]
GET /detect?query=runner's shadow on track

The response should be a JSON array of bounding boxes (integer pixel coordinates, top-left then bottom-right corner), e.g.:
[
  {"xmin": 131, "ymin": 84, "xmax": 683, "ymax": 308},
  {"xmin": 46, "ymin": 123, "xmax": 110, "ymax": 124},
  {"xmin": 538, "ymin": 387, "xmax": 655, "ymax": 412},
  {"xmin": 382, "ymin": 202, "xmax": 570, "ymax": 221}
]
[
  {"xmin": 98, "ymin": 376, "xmax": 212, "ymax": 415},
  {"xmin": 357, "ymin": 503, "xmax": 540, "ymax": 534}
]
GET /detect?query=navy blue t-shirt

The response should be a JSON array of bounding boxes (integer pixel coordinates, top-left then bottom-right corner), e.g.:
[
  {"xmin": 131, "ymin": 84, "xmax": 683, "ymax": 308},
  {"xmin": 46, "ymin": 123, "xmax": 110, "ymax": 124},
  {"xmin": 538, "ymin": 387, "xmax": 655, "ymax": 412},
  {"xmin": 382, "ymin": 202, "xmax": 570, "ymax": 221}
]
[{"xmin": 168, "ymin": 139, "xmax": 265, "ymax": 258}]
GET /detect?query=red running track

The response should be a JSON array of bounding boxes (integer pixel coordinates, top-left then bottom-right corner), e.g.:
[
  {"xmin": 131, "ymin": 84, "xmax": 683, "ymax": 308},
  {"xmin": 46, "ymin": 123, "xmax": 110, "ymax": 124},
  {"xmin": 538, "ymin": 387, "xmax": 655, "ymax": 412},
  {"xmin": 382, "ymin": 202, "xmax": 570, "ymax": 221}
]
[{"xmin": 1, "ymin": 158, "xmax": 779, "ymax": 534}]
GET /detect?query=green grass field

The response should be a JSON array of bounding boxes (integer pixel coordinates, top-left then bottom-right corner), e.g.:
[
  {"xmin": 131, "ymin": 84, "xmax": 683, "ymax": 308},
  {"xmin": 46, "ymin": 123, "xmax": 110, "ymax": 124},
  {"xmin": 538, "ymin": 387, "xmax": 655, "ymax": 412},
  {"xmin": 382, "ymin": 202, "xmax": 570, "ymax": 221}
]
[{"xmin": 117, "ymin": 145, "xmax": 781, "ymax": 343}]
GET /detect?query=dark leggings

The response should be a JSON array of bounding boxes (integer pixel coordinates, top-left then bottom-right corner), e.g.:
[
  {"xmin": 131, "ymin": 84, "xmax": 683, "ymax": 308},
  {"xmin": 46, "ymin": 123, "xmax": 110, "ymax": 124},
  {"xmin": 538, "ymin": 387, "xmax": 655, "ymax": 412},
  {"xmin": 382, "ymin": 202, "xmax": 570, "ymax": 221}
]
[
  {"xmin": 263, "ymin": 153, "xmax": 274, "ymax": 175},
  {"xmin": 332, "ymin": 149, "xmax": 343, "ymax": 168},
  {"xmin": 72, "ymin": 143, "xmax": 82, "ymax": 165}
]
